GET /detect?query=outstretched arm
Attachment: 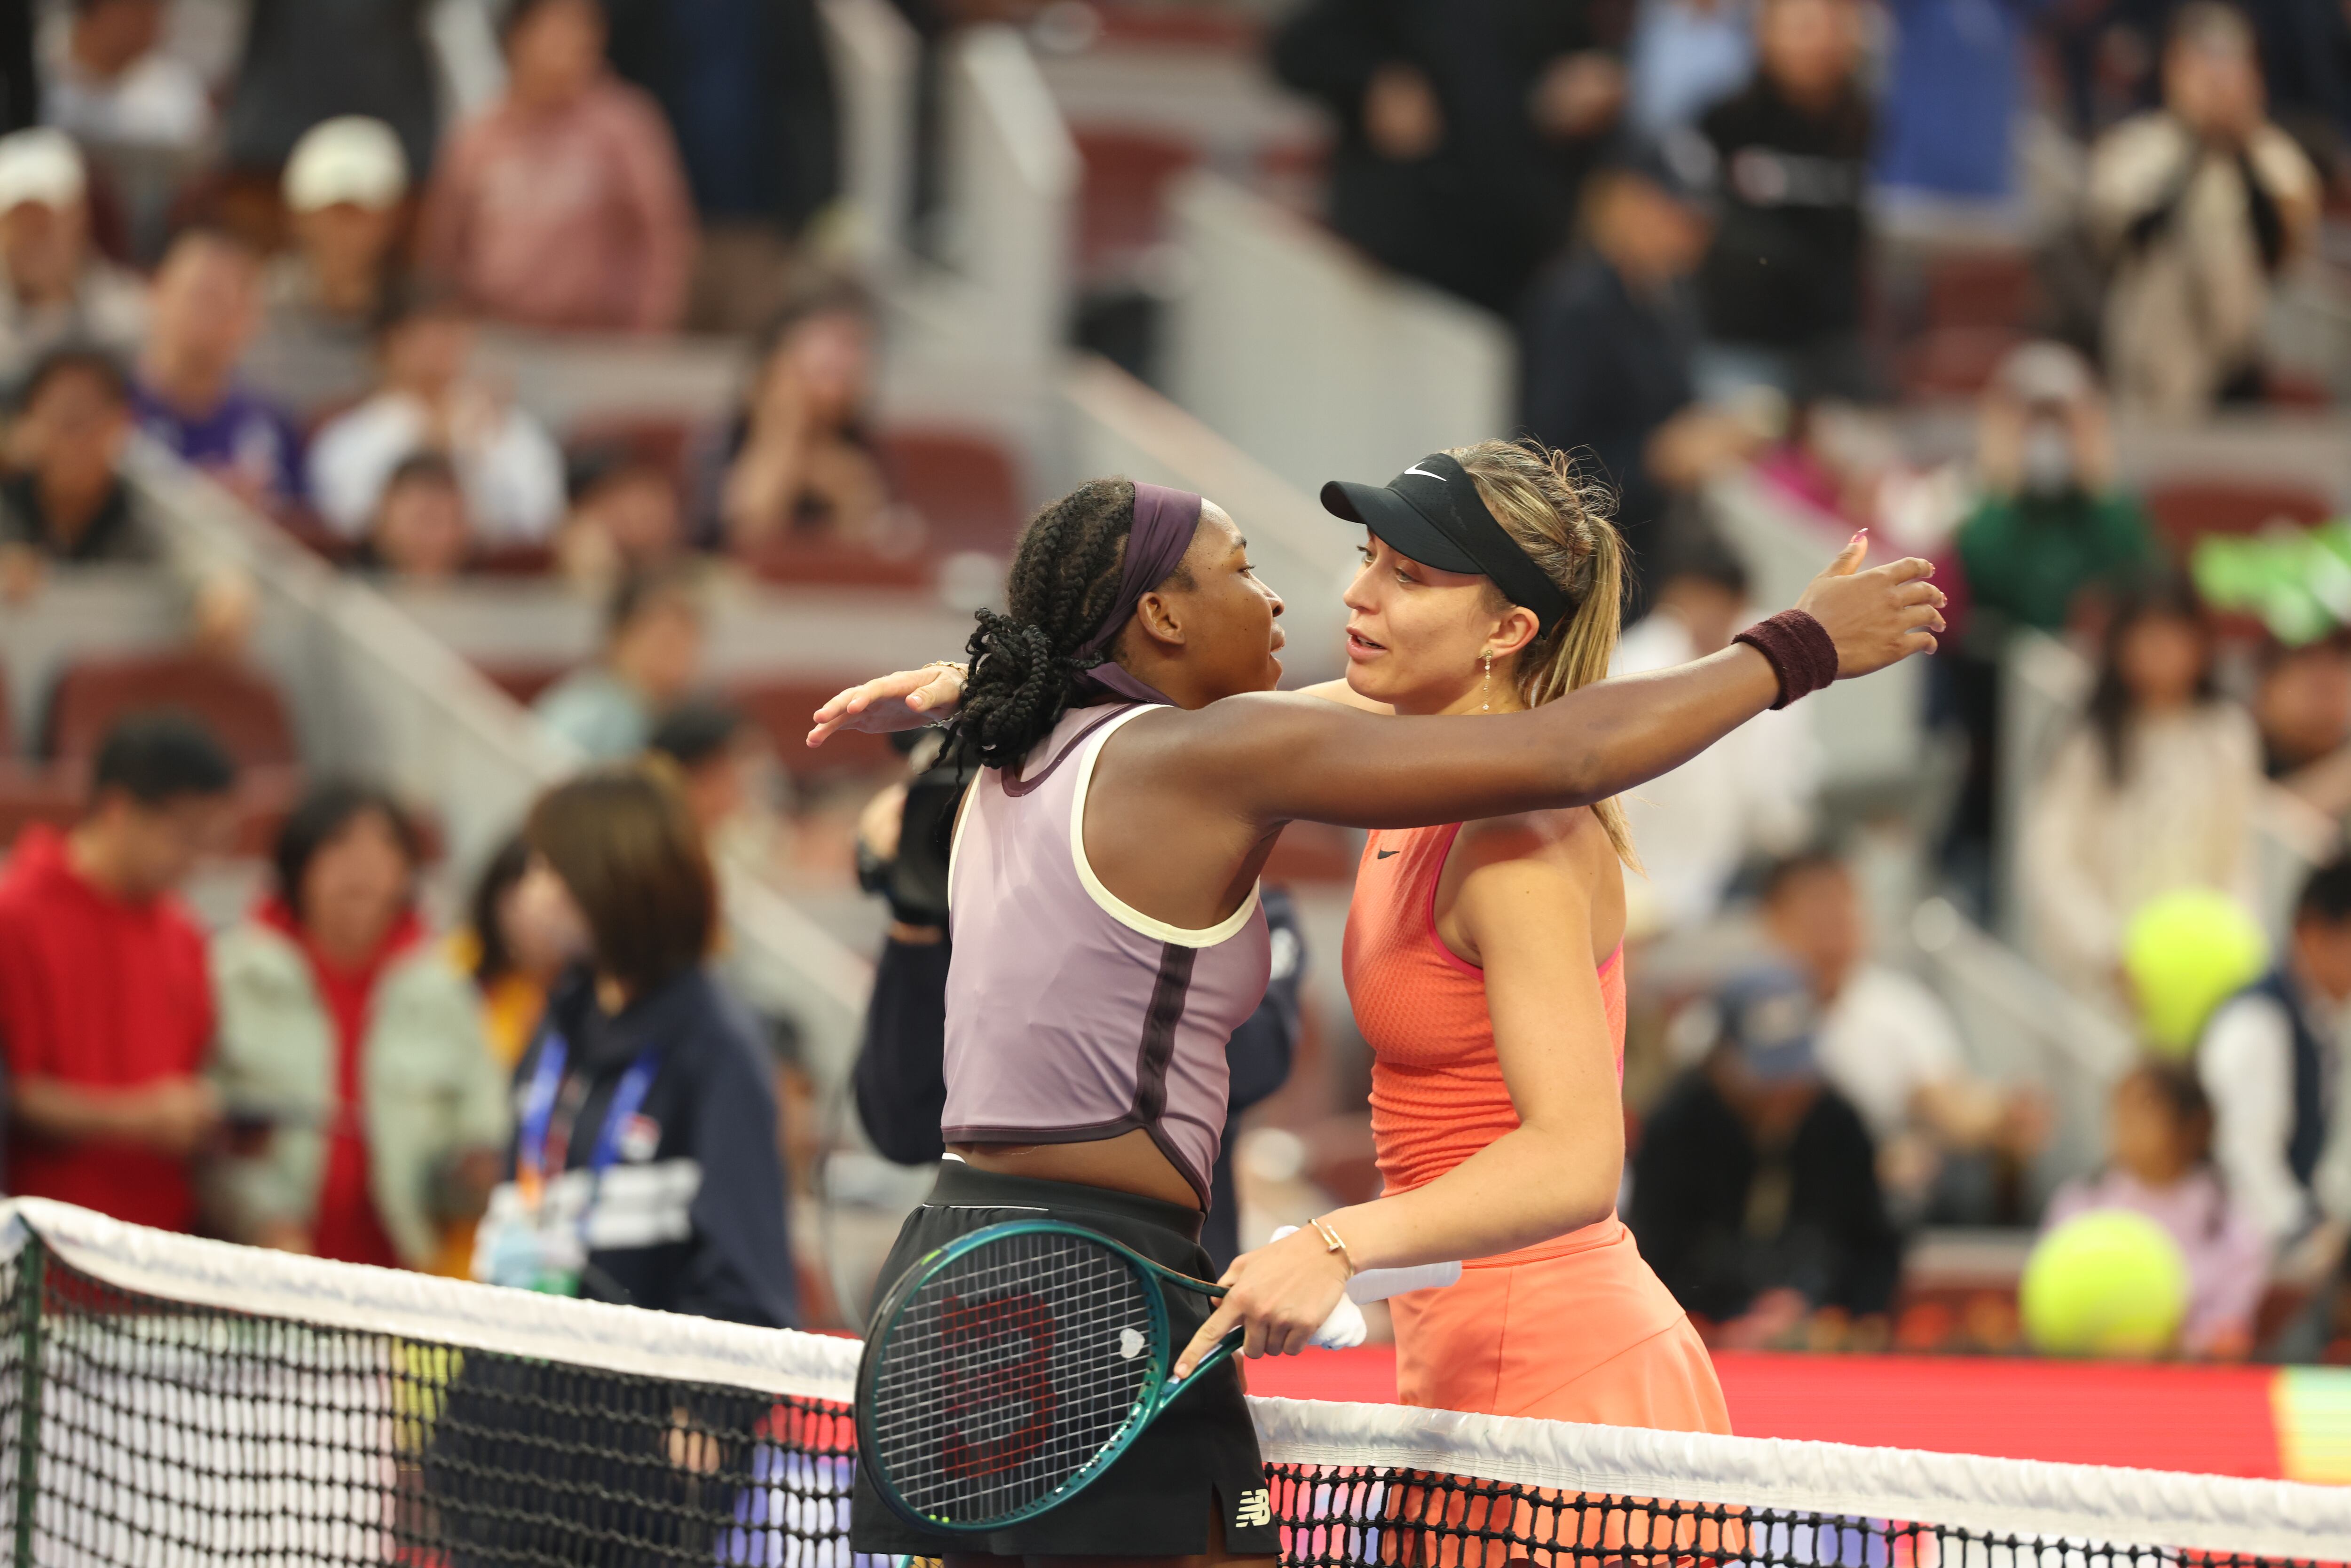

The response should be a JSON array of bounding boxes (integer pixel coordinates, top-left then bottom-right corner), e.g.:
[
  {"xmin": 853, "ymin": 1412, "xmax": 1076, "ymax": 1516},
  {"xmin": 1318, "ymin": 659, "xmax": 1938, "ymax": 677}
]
[{"xmin": 1144, "ymin": 544, "xmax": 1940, "ymax": 833}]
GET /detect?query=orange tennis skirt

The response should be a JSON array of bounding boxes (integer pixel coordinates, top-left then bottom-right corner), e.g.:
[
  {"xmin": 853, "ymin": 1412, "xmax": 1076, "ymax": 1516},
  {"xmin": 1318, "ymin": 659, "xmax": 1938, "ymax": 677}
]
[{"xmin": 1390, "ymin": 1215, "xmax": 1729, "ymax": 1431}]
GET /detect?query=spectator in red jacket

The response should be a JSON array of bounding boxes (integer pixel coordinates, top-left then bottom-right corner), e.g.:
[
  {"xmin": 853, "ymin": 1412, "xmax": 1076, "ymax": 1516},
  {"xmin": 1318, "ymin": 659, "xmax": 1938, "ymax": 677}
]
[
  {"xmin": 0, "ymin": 710, "xmax": 236, "ymax": 1229},
  {"xmin": 420, "ymin": 0, "xmax": 695, "ymax": 334}
]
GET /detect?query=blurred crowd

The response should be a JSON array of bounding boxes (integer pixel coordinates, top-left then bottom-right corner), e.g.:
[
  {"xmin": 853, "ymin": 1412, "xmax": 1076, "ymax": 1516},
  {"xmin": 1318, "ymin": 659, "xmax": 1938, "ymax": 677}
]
[
  {"xmin": 0, "ymin": 0, "xmax": 2348, "ymax": 1371},
  {"xmin": 0, "ymin": 708, "xmax": 804, "ymax": 1326},
  {"xmin": 0, "ymin": 0, "xmax": 904, "ymax": 610},
  {"xmin": 1267, "ymin": 0, "xmax": 2351, "ymax": 1358}
]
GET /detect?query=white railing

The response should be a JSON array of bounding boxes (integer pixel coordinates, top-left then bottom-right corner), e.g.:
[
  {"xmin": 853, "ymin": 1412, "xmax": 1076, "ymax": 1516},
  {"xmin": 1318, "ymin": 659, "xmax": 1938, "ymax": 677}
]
[
  {"xmin": 0, "ymin": 572, "xmax": 183, "ymax": 757},
  {"xmin": 876, "ymin": 24, "xmax": 1079, "ymax": 484},
  {"xmin": 819, "ymin": 0, "xmax": 921, "ymax": 270},
  {"xmin": 128, "ymin": 445, "xmax": 874, "ymax": 1085},
  {"xmin": 1055, "ymin": 355, "xmax": 1356, "ymax": 687},
  {"xmin": 1709, "ymin": 471, "xmax": 1927, "ymax": 788},
  {"xmin": 1160, "ymin": 171, "xmax": 1513, "ymax": 499},
  {"xmin": 1906, "ymin": 897, "xmax": 2136, "ymax": 1193}
]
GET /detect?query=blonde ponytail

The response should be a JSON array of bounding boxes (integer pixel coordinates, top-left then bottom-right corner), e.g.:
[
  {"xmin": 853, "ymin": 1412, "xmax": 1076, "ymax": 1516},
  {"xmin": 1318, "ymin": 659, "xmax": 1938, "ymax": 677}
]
[{"xmin": 1450, "ymin": 439, "xmax": 1640, "ymax": 870}]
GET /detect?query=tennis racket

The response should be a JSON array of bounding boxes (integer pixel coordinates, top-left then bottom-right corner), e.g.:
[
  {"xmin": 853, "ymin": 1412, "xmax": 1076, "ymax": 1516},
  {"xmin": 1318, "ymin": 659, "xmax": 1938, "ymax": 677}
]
[{"xmin": 855, "ymin": 1218, "xmax": 1456, "ymax": 1534}]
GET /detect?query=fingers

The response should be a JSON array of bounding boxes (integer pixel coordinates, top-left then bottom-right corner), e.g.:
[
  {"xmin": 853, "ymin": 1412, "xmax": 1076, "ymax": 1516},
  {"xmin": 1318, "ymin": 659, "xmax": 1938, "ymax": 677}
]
[
  {"xmin": 1821, "ymin": 530, "xmax": 1869, "ymax": 578},
  {"xmin": 907, "ymin": 670, "xmax": 960, "ymax": 713},
  {"xmin": 1895, "ymin": 580, "xmax": 1947, "ymax": 609},
  {"xmin": 1175, "ymin": 1299, "xmax": 1244, "ymax": 1379},
  {"xmin": 1869, "ymin": 555, "xmax": 1937, "ymax": 584},
  {"xmin": 805, "ymin": 686, "xmax": 869, "ymax": 748},
  {"xmin": 811, "ymin": 686, "xmax": 860, "ymax": 725}
]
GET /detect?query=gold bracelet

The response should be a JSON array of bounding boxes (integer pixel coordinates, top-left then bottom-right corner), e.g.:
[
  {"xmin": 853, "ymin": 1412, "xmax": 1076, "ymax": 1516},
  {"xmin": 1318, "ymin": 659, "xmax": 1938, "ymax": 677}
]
[
  {"xmin": 922, "ymin": 660, "xmax": 968, "ymax": 680},
  {"xmin": 1309, "ymin": 1217, "xmax": 1356, "ymax": 1278}
]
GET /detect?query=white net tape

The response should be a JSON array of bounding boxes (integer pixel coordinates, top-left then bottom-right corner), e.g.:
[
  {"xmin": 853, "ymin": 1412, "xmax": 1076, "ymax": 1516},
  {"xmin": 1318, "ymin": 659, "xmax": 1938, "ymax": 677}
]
[{"xmin": 6, "ymin": 1200, "xmax": 2347, "ymax": 1561}]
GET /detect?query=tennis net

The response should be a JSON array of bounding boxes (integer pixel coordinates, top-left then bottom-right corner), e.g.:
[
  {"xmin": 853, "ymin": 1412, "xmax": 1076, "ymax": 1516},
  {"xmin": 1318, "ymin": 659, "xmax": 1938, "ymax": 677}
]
[{"xmin": 0, "ymin": 1198, "xmax": 2341, "ymax": 1567}]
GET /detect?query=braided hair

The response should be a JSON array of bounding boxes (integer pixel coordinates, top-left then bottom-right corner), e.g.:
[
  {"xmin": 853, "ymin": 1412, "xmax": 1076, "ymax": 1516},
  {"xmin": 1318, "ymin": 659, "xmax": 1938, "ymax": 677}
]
[{"xmin": 950, "ymin": 478, "xmax": 1146, "ymax": 770}]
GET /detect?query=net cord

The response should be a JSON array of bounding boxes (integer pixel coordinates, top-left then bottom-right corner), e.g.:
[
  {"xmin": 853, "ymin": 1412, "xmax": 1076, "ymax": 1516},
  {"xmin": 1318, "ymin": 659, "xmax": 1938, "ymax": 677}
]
[
  {"xmin": 8, "ymin": 1199, "xmax": 2349, "ymax": 1559},
  {"xmin": 0, "ymin": 1198, "xmax": 860, "ymax": 1403}
]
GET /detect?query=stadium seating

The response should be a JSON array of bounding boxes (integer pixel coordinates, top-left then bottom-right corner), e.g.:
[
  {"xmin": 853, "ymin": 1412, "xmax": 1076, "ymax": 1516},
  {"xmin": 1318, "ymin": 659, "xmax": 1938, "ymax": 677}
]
[
  {"xmin": 44, "ymin": 652, "xmax": 298, "ymax": 771},
  {"xmin": 874, "ymin": 428, "xmax": 1026, "ymax": 557},
  {"xmin": 2143, "ymin": 477, "xmax": 2334, "ymax": 558},
  {"xmin": 0, "ymin": 667, "xmax": 78, "ymax": 849},
  {"xmin": 475, "ymin": 662, "xmax": 571, "ymax": 708},
  {"xmin": 1074, "ymin": 127, "xmax": 1201, "ymax": 284},
  {"xmin": 730, "ymin": 678, "xmax": 903, "ymax": 783},
  {"xmin": 42, "ymin": 652, "xmax": 302, "ymax": 856}
]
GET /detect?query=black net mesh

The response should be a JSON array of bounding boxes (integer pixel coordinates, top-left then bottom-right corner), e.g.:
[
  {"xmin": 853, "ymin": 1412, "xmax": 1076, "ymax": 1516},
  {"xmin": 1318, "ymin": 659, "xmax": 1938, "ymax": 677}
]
[
  {"xmin": 0, "ymin": 1235, "xmax": 2330, "ymax": 1568},
  {"xmin": 0, "ymin": 1238, "xmax": 860, "ymax": 1566},
  {"xmin": 1262, "ymin": 1467, "xmax": 2338, "ymax": 1567}
]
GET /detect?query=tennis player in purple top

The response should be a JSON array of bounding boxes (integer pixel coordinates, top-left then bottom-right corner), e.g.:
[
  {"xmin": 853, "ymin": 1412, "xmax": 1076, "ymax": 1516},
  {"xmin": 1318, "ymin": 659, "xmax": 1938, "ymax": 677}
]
[{"xmin": 816, "ymin": 471, "xmax": 1941, "ymax": 1564}]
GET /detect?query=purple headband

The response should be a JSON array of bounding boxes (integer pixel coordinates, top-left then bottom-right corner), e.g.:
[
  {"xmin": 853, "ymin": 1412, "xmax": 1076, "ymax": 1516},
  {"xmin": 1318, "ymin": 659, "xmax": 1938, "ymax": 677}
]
[{"xmin": 1077, "ymin": 481, "xmax": 1203, "ymax": 705}]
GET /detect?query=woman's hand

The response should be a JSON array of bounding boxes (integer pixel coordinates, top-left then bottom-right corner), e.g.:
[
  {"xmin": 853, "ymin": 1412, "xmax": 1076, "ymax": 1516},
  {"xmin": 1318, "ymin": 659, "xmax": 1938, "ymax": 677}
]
[
  {"xmin": 1795, "ymin": 532, "xmax": 1946, "ymax": 677},
  {"xmin": 806, "ymin": 665, "xmax": 966, "ymax": 747},
  {"xmin": 1173, "ymin": 1225, "xmax": 1350, "ymax": 1378}
]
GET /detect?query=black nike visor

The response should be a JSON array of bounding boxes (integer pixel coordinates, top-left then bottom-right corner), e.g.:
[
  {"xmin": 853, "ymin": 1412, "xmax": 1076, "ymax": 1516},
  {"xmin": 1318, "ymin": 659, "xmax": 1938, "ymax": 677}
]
[{"xmin": 1318, "ymin": 451, "xmax": 1571, "ymax": 635}]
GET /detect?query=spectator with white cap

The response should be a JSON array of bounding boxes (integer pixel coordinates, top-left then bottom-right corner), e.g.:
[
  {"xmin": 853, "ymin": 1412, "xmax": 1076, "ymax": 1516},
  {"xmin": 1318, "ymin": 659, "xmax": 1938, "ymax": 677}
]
[
  {"xmin": 0, "ymin": 126, "xmax": 143, "ymax": 384},
  {"xmin": 39, "ymin": 0, "xmax": 211, "ymax": 151},
  {"xmin": 250, "ymin": 116, "xmax": 412, "ymax": 417}
]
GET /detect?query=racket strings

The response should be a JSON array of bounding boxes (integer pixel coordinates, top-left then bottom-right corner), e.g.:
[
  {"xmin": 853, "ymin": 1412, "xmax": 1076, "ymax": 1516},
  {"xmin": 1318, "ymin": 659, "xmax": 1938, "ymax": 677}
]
[{"xmin": 869, "ymin": 1229, "xmax": 1160, "ymax": 1523}]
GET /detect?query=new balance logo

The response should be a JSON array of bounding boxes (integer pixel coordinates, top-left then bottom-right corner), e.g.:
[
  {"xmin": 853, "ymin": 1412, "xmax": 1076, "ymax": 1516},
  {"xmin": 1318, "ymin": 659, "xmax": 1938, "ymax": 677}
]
[
  {"xmin": 1377, "ymin": 849, "xmax": 1399, "ymax": 859},
  {"xmin": 1234, "ymin": 1488, "xmax": 1272, "ymax": 1529}
]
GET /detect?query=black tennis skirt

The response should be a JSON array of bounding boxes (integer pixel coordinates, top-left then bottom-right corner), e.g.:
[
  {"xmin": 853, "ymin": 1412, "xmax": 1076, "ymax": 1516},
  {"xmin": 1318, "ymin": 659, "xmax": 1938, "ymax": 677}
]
[{"xmin": 850, "ymin": 1161, "xmax": 1281, "ymax": 1558}]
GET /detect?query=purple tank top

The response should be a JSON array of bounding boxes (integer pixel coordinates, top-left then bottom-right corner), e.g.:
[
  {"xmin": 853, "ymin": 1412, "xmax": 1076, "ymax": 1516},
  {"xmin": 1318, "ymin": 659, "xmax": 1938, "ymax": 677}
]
[{"xmin": 942, "ymin": 703, "xmax": 1271, "ymax": 1204}]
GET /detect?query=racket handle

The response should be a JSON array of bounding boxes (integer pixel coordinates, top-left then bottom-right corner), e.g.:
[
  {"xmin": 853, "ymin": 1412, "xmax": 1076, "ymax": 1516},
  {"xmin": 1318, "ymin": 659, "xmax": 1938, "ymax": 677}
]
[
  {"xmin": 1310, "ymin": 1294, "xmax": 1366, "ymax": 1350},
  {"xmin": 1347, "ymin": 1260, "xmax": 1462, "ymax": 1304},
  {"xmin": 1267, "ymin": 1228, "xmax": 1462, "ymax": 1308}
]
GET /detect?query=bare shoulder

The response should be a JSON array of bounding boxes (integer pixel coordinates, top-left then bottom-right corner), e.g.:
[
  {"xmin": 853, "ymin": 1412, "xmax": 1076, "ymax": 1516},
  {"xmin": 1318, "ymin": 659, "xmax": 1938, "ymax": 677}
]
[
  {"xmin": 1452, "ymin": 807, "xmax": 1609, "ymax": 883},
  {"xmin": 1296, "ymin": 679, "xmax": 1394, "ymax": 715}
]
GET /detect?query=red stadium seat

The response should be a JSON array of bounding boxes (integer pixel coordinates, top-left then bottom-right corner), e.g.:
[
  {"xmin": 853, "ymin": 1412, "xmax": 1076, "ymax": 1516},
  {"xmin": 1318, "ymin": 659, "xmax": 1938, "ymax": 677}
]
[
  {"xmin": 566, "ymin": 416, "xmax": 698, "ymax": 491},
  {"xmin": 1921, "ymin": 252, "xmax": 2042, "ymax": 332},
  {"xmin": 44, "ymin": 652, "xmax": 298, "ymax": 770},
  {"xmin": 1899, "ymin": 327, "xmax": 2024, "ymax": 401},
  {"xmin": 743, "ymin": 540, "xmax": 934, "ymax": 591},
  {"xmin": 1074, "ymin": 128, "xmax": 1201, "ymax": 283},
  {"xmin": 2143, "ymin": 477, "xmax": 2334, "ymax": 558},
  {"xmin": 875, "ymin": 428, "xmax": 1025, "ymax": 557},
  {"xmin": 470, "ymin": 543, "xmax": 559, "ymax": 577},
  {"xmin": 0, "ymin": 763, "xmax": 81, "ymax": 850},
  {"xmin": 729, "ymin": 678, "xmax": 902, "ymax": 782},
  {"xmin": 475, "ymin": 662, "xmax": 572, "ymax": 708}
]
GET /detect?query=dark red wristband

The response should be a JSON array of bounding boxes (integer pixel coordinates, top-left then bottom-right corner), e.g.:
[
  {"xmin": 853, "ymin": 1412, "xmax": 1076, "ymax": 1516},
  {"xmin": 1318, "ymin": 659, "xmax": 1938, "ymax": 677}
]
[{"xmin": 1733, "ymin": 609, "xmax": 1839, "ymax": 710}]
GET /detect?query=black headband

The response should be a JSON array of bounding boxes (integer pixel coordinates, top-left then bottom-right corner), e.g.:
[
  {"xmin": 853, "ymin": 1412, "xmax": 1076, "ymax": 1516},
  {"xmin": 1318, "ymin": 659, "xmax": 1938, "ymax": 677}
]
[{"xmin": 1318, "ymin": 453, "xmax": 1574, "ymax": 635}]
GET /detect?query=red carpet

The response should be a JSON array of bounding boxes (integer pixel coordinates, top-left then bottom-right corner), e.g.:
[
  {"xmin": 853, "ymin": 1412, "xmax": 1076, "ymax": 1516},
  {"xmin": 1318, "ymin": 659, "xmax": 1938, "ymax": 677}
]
[{"xmin": 1244, "ymin": 1346, "xmax": 2288, "ymax": 1478}]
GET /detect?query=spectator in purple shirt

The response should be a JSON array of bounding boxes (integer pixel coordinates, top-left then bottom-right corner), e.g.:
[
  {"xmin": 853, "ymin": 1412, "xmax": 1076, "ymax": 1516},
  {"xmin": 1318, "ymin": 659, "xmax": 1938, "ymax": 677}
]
[{"xmin": 132, "ymin": 229, "xmax": 304, "ymax": 512}]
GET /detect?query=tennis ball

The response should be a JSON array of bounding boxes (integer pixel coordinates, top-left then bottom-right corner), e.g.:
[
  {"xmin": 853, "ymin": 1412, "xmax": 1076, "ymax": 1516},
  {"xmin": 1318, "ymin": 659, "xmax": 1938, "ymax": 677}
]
[
  {"xmin": 2019, "ymin": 1210, "xmax": 2189, "ymax": 1359},
  {"xmin": 2121, "ymin": 889, "xmax": 2270, "ymax": 1056}
]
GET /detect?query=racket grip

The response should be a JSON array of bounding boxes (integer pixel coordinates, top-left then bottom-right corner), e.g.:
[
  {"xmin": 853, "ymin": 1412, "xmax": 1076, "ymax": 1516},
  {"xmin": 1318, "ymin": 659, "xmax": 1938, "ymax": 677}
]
[
  {"xmin": 1267, "ymin": 1228, "xmax": 1463, "ymax": 1307},
  {"xmin": 1309, "ymin": 1294, "xmax": 1367, "ymax": 1350},
  {"xmin": 1346, "ymin": 1261, "xmax": 1463, "ymax": 1304}
]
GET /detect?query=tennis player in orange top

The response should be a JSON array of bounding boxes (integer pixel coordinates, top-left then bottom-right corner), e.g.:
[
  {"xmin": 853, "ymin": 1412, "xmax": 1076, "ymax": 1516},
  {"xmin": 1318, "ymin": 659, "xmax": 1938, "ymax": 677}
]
[
  {"xmin": 810, "ymin": 438, "xmax": 1938, "ymax": 1438},
  {"xmin": 1265, "ymin": 439, "xmax": 1728, "ymax": 1427}
]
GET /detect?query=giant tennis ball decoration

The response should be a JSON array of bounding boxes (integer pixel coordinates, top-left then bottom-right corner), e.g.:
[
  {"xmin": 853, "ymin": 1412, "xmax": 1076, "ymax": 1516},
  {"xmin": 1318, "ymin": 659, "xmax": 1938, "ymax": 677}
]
[
  {"xmin": 2019, "ymin": 1210, "xmax": 2189, "ymax": 1359},
  {"xmin": 2121, "ymin": 890, "xmax": 2270, "ymax": 1056}
]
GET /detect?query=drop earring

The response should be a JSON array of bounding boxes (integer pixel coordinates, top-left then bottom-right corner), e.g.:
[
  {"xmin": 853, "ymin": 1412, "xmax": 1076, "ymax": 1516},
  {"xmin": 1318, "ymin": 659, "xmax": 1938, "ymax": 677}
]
[{"xmin": 1481, "ymin": 652, "xmax": 1492, "ymax": 713}]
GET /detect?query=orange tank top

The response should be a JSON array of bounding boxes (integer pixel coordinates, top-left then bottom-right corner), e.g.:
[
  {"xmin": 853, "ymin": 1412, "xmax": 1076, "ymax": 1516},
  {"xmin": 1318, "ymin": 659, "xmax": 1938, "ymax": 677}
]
[{"xmin": 1342, "ymin": 820, "xmax": 1626, "ymax": 1198}]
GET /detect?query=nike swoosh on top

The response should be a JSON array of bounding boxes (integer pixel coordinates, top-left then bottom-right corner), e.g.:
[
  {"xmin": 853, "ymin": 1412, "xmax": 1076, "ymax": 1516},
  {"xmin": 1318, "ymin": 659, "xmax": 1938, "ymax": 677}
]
[
  {"xmin": 1403, "ymin": 465, "xmax": 1443, "ymax": 481},
  {"xmin": 1377, "ymin": 849, "xmax": 1399, "ymax": 859}
]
